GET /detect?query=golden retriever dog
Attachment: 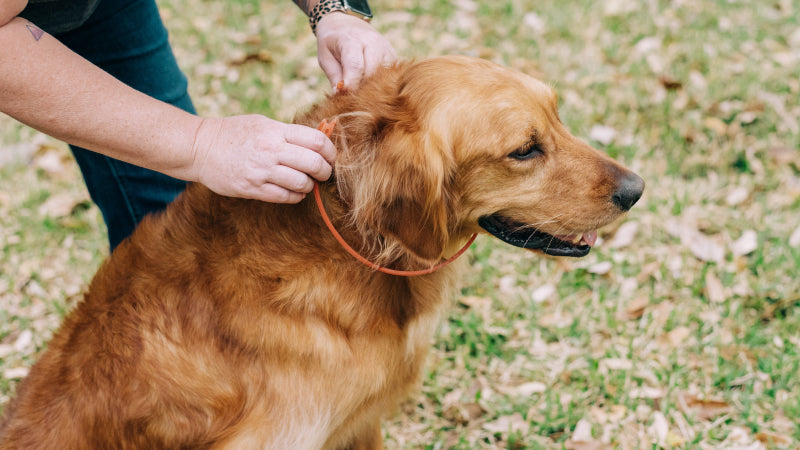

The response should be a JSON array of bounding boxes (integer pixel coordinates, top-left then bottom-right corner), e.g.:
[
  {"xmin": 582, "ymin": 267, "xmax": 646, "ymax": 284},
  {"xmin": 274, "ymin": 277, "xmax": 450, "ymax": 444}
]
[{"xmin": 0, "ymin": 55, "xmax": 643, "ymax": 449}]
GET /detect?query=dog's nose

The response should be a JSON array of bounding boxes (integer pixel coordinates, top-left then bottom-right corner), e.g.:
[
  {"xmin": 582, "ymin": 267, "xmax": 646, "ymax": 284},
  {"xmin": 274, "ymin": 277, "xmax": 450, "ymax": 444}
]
[{"xmin": 612, "ymin": 172, "xmax": 645, "ymax": 211}]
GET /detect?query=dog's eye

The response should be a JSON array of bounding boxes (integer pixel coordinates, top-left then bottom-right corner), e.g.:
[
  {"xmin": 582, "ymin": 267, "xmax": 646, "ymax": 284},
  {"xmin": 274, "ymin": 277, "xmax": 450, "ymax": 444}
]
[{"xmin": 508, "ymin": 139, "xmax": 544, "ymax": 160}]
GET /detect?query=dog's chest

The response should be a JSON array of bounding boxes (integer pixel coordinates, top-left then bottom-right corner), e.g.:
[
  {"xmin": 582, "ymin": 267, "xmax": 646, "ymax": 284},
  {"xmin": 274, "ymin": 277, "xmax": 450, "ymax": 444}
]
[
  {"xmin": 220, "ymin": 306, "xmax": 443, "ymax": 449},
  {"xmin": 207, "ymin": 261, "xmax": 459, "ymax": 447}
]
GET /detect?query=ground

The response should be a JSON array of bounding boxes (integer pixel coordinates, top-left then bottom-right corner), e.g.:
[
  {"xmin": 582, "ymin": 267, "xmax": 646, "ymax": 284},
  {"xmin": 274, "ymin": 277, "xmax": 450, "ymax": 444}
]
[{"xmin": 1, "ymin": 0, "xmax": 798, "ymax": 448}]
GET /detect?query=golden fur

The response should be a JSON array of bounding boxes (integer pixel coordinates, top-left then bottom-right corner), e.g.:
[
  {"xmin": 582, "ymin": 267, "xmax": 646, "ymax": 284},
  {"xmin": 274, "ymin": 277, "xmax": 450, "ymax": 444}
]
[{"xmin": 0, "ymin": 56, "xmax": 642, "ymax": 449}]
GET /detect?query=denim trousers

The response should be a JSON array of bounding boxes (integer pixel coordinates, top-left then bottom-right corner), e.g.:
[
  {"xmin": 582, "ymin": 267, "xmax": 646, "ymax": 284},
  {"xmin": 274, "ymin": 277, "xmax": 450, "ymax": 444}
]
[{"xmin": 52, "ymin": 0, "xmax": 194, "ymax": 250}]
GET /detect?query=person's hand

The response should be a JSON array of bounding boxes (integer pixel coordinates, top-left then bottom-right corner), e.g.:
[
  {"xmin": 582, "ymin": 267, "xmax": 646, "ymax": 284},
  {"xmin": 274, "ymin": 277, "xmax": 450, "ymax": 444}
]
[
  {"xmin": 188, "ymin": 115, "xmax": 336, "ymax": 203},
  {"xmin": 314, "ymin": 12, "xmax": 396, "ymax": 90}
]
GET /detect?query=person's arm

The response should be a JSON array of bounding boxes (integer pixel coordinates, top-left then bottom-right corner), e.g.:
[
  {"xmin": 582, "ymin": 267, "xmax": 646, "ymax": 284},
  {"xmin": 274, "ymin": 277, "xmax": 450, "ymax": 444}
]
[
  {"xmin": 0, "ymin": 10, "xmax": 335, "ymax": 203},
  {"xmin": 292, "ymin": 0, "xmax": 396, "ymax": 90}
]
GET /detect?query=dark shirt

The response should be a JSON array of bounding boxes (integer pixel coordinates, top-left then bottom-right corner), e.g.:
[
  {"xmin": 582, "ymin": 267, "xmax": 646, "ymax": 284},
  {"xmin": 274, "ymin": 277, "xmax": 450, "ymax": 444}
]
[{"xmin": 20, "ymin": 0, "xmax": 101, "ymax": 34}]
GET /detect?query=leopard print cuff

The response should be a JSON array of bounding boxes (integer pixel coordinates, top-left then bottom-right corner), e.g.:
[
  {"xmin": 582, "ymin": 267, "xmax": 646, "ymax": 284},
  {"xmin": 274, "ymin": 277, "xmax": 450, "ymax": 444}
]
[{"xmin": 309, "ymin": 0, "xmax": 346, "ymax": 35}]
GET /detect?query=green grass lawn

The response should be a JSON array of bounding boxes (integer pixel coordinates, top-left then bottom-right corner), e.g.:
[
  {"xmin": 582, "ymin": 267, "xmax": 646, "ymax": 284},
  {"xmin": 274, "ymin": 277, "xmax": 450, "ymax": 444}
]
[{"xmin": 1, "ymin": 0, "xmax": 798, "ymax": 447}]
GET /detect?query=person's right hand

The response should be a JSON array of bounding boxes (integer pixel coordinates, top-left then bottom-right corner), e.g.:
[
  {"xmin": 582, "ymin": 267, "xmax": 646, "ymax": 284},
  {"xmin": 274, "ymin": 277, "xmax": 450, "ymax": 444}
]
[{"xmin": 188, "ymin": 115, "xmax": 337, "ymax": 203}]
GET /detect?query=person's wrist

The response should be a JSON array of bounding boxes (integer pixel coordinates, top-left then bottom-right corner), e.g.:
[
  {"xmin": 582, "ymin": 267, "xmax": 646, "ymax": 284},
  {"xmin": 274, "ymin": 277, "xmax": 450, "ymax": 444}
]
[
  {"xmin": 308, "ymin": 0, "xmax": 346, "ymax": 35},
  {"xmin": 185, "ymin": 116, "xmax": 221, "ymax": 184}
]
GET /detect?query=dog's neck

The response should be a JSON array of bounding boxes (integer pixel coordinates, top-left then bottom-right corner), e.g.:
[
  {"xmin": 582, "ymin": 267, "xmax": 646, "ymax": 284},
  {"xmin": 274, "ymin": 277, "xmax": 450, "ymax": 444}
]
[{"xmin": 312, "ymin": 179, "xmax": 427, "ymax": 273}]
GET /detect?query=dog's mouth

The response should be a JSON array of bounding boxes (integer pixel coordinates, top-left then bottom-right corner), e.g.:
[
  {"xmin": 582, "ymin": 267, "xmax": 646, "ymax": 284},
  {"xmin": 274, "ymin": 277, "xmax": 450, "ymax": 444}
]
[{"xmin": 478, "ymin": 215, "xmax": 597, "ymax": 257}]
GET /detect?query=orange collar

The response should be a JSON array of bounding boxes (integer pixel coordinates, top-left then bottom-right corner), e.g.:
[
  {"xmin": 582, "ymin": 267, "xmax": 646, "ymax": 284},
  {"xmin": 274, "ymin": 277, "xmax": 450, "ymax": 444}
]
[{"xmin": 314, "ymin": 119, "xmax": 476, "ymax": 277}]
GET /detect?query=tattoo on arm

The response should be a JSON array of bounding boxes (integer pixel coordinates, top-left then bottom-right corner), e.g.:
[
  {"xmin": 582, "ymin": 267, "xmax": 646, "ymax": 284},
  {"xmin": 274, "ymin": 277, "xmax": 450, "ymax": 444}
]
[{"xmin": 25, "ymin": 21, "xmax": 45, "ymax": 41}]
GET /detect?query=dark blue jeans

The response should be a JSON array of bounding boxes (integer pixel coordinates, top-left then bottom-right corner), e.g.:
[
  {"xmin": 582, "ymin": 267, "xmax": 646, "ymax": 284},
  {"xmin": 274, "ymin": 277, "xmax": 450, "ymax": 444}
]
[{"xmin": 53, "ymin": 0, "xmax": 194, "ymax": 250}]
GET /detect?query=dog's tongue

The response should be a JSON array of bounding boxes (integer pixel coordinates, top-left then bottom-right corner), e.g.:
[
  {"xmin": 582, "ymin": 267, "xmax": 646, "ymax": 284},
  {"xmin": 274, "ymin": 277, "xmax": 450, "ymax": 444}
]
[{"xmin": 582, "ymin": 230, "xmax": 598, "ymax": 247}]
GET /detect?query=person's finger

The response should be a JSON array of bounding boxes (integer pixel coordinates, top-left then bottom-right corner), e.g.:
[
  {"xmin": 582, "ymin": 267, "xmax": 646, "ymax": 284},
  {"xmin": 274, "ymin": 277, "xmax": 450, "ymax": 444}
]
[
  {"xmin": 363, "ymin": 43, "xmax": 395, "ymax": 78},
  {"xmin": 252, "ymin": 182, "xmax": 306, "ymax": 204},
  {"xmin": 381, "ymin": 45, "xmax": 398, "ymax": 67},
  {"xmin": 282, "ymin": 124, "xmax": 337, "ymax": 164},
  {"xmin": 278, "ymin": 145, "xmax": 332, "ymax": 182},
  {"xmin": 264, "ymin": 164, "xmax": 316, "ymax": 193},
  {"xmin": 339, "ymin": 43, "xmax": 366, "ymax": 90},
  {"xmin": 317, "ymin": 47, "xmax": 343, "ymax": 90},
  {"xmin": 362, "ymin": 45, "xmax": 382, "ymax": 78}
]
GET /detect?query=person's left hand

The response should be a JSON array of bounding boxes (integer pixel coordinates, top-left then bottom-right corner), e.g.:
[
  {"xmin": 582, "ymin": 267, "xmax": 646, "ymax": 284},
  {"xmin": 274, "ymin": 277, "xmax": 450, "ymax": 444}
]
[{"xmin": 314, "ymin": 12, "xmax": 396, "ymax": 91}]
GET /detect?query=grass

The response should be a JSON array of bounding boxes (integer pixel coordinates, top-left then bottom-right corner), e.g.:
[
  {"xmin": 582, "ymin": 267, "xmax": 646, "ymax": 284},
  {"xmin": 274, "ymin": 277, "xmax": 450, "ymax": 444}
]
[{"xmin": 1, "ymin": 0, "xmax": 799, "ymax": 448}]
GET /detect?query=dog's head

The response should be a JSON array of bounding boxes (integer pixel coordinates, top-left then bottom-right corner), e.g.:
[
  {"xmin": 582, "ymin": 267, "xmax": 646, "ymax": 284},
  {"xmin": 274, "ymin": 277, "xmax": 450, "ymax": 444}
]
[{"xmin": 305, "ymin": 56, "xmax": 643, "ymax": 265}]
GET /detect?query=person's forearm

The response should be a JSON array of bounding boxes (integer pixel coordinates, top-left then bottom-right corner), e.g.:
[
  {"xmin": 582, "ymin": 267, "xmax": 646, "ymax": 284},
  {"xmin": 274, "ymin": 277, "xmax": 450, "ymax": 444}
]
[{"xmin": 0, "ymin": 17, "xmax": 202, "ymax": 181}]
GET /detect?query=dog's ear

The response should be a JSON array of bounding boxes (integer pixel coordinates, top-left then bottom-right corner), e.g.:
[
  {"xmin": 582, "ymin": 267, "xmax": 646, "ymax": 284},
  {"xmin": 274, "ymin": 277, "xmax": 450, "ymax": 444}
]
[
  {"xmin": 332, "ymin": 62, "xmax": 456, "ymax": 263},
  {"xmin": 337, "ymin": 114, "xmax": 453, "ymax": 263},
  {"xmin": 369, "ymin": 131, "xmax": 452, "ymax": 262}
]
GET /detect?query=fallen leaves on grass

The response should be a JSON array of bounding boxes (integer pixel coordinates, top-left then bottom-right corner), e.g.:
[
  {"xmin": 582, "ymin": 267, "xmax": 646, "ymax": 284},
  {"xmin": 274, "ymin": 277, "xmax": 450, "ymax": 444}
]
[
  {"xmin": 789, "ymin": 225, "xmax": 800, "ymax": 247},
  {"xmin": 37, "ymin": 192, "xmax": 88, "ymax": 219},
  {"xmin": 659, "ymin": 326, "xmax": 691, "ymax": 348},
  {"xmin": 227, "ymin": 49, "xmax": 273, "ymax": 66},
  {"xmin": 620, "ymin": 296, "xmax": 649, "ymax": 320},
  {"xmin": 609, "ymin": 221, "xmax": 639, "ymax": 249},
  {"xmin": 441, "ymin": 390, "xmax": 484, "ymax": 425},
  {"xmin": 564, "ymin": 418, "xmax": 612, "ymax": 450},
  {"xmin": 483, "ymin": 412, "xmax": 529, "ymax": 436},
  {"xmin": 704, "ymin": 271, "xmax": 726, "ymax": 303},
  {"xmin": 755, "ymin": 431, "xmax": 793, "ymax": 447},
  {"xmin": 676, "ymin": 392, "xmax": 732, "ymax": 420},
  {"xmin": 665, "ymin": 218, "xmax": 726, "ymax": 263}
]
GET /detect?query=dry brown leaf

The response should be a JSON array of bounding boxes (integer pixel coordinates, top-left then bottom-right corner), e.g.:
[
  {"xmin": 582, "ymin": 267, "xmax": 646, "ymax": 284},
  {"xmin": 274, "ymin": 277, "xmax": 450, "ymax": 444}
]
[
  {"xmin": 725, "ymin": 186, "xmax": 750, "ymax": 206},
  {"xmin": 666, "ymin": 217, "xmax": 726, "ymax": 263},
  {"xmin": 731, "ymin": 230, "xmax": 758, "ymax": 256},
  {"xmin": 684, "ymin": 230, "xmax": 725, "ymax": 263},
  {"xmin": 622, "ymin": 296, "xmax": 649, "ymax": 320},
  {"xmin": 483, "ymin": 413, "xmax": 529, "ymax": 435},
  {"xmin": 589, "ymin": 125, "xmax": 617, "ymax": 145},
  {"xmin": 539, "ymin": 311, "xmax": 573, "ymax": 328},
  {"xmin": 636, "ymin": 261, "xmax": 662, "ymax": 283},
  {"xmin": 600, "ymin": 358, "xmax": 633, "ymax": 372},
  {"xmin": 587, "ymin": 261, "xmax": 612, "ymax": 275},
  {"xmin": 677, "ymin": 392, "xmax": 732, "ymax": 420},
  {"xmin": 649, "ymin": 411, "xmax": 669, "ymax": 445},
  {"xmin": 703, "ymin": 117, "xmax": 728, "ymax": 135},
  {"xmin": 659, "ymin": 326, "xmax": 691, "ymax": 348},
  {"xmin": 514, "ymin": 381, "xmax": 547, "ymax": 396},
  {"xmin": 629, "ymin": 387, "xmax": 666, "ymax": 400},
  {"xmin": 531, "ymin": 284, "xmax": 556, "ymax": 303},
  {"xmin": 0, "ymin": 142, "xmax": 38, "ymax": 167},
  {"xmin": 571, "ymin": 418, "xmax": 593, "ymax": 441},
  {"xmin": 564, "ymin": 440, "xmax": 613, "ymax": 450},
  {"xmin": 789, "ymin": 225, "xmax": 800, "ymax": 248},
  {"xmin": 719, "ymin": 345, "xmax": 758, "ymax": 362},
  {"xmin": 766, "ymin": 146, "xmax": 797, "ymax": 165},
  {"xmin": 609, "ymin": 221, "xmax": 639, "ymax": 248},
  {"xmin": 755, "ymin": 431, "xmax": 793, "ymax": 446},
  {"xmin": 704, "ymin": 271, "xmax": 726, "ymax": 303},
  {"xmin": 458, "ymin": 295, "xmax": 491, "ymax": 310},
  {"xmin": 32, "ymin": 149, "xmax": 71, "ymax": 175},
  {"xmin": 227, "ymin": 49, "xmax": 273, "ymax": 66},
  {"xmin": 3, "ymin": 367, "xmax": 29, "ymax": 379},
  {"xmin": 37, "ymin": 192, "xmax": 85, "ymax": 218},
  {"xmin": 0, "ymin": 344, "xmax": 14, "ymax": 359},
  {"xmin": 565, "ymin": 419, "xmax": 612, "ymax": 450},
  {"xmin": 443, "ymin": 401, "xmax": 485, "ymax": 425},
  {"xmin": 658, "ymin": 74, "xmax": 683, "ymax": 90}
]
